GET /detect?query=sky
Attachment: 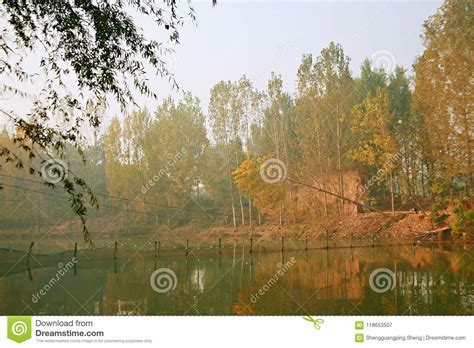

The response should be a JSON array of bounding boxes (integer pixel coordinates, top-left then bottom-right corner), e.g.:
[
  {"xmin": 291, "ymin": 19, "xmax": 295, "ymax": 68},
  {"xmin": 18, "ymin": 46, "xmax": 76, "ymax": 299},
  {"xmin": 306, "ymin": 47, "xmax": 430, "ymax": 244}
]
[{"xmin": 1, "ymin": 0, "xmax": 443, "ymax": 132}]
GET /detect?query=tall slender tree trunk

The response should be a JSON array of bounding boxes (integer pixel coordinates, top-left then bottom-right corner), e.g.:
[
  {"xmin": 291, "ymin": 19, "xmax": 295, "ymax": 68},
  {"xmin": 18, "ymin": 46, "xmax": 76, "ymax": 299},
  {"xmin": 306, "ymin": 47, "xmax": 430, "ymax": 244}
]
[
  {"xmin": 420, "ymin": 160, "xmax": 426, "ymax": 198},
  {"xmin": 248, "ymin": 198, "xmax": 252, "ymax": 228},
  {"xmin": 225, "ymin": 140, "xmax": 237, "ymax": 228},
  {"xmin": 272, "ymin": 114, "xmax": 283, "ymax": 227},
  {"xmin": 317, "ymin": 131, "xmax": 329, "ymax": 217},
  {"xmin": 282, "ymin": 128, "xmax": 296, "ymax": 223},
  {"xmin": 390, "ymin": 170, "xmax": 395, "ymax": 214},
  {"xmin": 233, "ymin": 141, "xmax": 245, "ymax": 226},
  {"xmin": 403, "ymin": 141, "xmax": 414, "ymax": 198},
  {"xmin": 336, "ymin": 104, "xmax": 344, "ymax": 215},
  {"xmin": 273, "ymin": 112, "xmax": 284, "ymax": 226}
]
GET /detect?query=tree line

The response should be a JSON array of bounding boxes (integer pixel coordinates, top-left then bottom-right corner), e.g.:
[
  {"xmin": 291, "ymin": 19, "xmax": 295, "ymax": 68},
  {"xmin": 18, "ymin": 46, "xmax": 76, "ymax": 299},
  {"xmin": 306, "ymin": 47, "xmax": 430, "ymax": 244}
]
[{"xmin": 0, "ymin": 0, "xmax": 472, "ymax": 236}]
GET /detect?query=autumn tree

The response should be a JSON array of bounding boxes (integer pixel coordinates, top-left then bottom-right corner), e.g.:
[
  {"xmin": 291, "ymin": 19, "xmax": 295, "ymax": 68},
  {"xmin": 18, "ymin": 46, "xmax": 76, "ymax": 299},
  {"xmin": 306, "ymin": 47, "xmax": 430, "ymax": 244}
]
[
  {"xmin": 0, "ymin": 0, "xmax": 216, "ymax": 243},
  {"xmin": 414, "ymin": 0, "xmax": 473, "ymax": 195},
  {"xmin": 233, "ymin": 156, "xmax": 285, "ymax": 221},
  {"xmin": 350, "ymin": 88, "xmax": 398, "ymax": 211}
]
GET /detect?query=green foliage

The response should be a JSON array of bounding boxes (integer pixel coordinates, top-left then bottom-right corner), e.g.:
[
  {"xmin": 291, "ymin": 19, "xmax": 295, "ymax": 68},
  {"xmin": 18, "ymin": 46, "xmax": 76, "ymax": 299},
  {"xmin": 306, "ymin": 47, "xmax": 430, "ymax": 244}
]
[
  {"xmin": 0, "ymin": 1, "xmax": 212, "ymax": 244},
  {"xmin": 431, "ymin": 197, "xmax": 474, "ymax": 234},
  {"xmin": 430, "ymin": 178, "xmax": 453, "ymax": 196},
  {"xmin": 0, "ymin": 0, "xmax": 472, "ymax": 239},
  {"xmin": 103, "ymin": 94, "xmax": 209, "ymax": 226},
  {"xmin": 451, "ymin": 198, "xmax": 474, "ymax": 234},
  {"xmin": 431, "ymin": 199, "xmax": 449, "ymax": 227}
]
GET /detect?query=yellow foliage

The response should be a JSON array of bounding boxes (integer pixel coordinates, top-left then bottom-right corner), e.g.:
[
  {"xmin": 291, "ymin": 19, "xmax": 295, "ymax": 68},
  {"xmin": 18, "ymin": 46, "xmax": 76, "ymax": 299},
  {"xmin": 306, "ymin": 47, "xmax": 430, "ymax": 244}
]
[{"xmin": 233, "ymin": 156, "xmax": 285, "ymax": 219}]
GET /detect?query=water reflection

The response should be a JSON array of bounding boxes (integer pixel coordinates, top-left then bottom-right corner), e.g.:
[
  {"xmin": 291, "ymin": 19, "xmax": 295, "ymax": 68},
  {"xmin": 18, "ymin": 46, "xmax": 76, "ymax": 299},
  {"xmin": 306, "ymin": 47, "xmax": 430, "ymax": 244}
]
[{"xmin": 0, "ymin": 244, "xmax": 472, "ymax": 315}]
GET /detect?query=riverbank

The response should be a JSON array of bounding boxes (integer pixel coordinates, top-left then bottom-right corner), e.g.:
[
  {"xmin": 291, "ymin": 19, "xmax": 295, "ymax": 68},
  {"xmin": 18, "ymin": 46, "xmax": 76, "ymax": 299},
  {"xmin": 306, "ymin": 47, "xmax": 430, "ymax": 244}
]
[
  {"xmin": 0, "ymin": 210, "xmax": 469, "ymax": 255},
  {"xmin": 185, "ymin": 211, "xmax": 453, "ymax": 243}
]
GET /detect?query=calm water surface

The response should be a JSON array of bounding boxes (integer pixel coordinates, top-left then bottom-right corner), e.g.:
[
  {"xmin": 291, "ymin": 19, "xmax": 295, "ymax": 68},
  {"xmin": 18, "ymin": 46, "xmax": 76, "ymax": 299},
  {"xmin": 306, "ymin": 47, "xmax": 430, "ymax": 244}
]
[{"xmin": 1, "ymin": 244, "xmax": 472, "ymax": 315}]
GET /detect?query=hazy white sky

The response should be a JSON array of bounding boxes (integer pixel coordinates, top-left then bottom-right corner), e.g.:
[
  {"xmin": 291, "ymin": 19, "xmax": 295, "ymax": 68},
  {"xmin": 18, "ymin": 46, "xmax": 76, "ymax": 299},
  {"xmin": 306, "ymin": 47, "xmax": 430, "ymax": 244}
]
[
  {"xmin": 171, "ymin": 0, "xmax": 442, "ymax": 103},
  {"xmin": 1, "ymin": 0, "xmax": 443, "ymax": 130}
]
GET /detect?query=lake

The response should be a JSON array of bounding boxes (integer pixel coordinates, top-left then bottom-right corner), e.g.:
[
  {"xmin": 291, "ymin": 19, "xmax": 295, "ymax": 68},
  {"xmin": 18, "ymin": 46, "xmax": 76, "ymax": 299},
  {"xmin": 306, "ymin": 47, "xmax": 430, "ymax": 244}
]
[{"xmin": 0, "ymin": 243, "xmax": 472, "ymax": 315}]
